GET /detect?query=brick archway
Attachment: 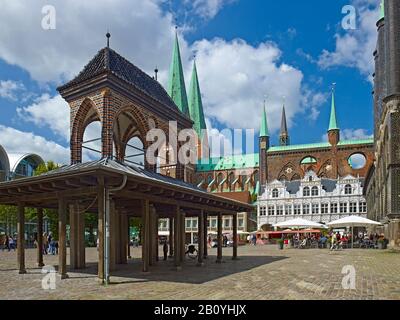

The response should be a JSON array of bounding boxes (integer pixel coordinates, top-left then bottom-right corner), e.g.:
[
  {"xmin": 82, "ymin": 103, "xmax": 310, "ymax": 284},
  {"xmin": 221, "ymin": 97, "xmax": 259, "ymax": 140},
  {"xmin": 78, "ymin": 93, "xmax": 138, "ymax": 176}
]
[{"xmin": 70, "ymin": 98, "xmax": 101, "ymax": 164}]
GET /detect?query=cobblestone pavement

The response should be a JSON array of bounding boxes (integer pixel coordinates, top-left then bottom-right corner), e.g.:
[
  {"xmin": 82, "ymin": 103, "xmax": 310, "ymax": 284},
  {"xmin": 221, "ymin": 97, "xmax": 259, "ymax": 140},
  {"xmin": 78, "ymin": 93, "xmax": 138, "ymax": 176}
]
[{"xmin": 0, "ymin": 245, "xmax": 399, "ymax": 300}]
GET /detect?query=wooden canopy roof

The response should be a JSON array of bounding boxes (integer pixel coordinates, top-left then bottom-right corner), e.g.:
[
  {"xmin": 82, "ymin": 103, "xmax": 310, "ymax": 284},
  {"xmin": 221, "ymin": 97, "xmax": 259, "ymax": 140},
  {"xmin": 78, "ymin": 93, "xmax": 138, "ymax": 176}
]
[{"xmin": 0, "ymin": 159, "xmax": 254, "ymax": 216}]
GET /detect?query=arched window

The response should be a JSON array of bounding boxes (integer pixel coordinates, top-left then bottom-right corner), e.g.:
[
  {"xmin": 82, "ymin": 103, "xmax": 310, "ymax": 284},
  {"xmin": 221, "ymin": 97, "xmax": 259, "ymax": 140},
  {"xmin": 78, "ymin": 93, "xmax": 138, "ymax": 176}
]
[
  {"xmin": 311, "ymin": 186, "xmax": 319, "ymax": 196},
  {"xmin": 345, "ymin": 184, "xmax": 352, "ymax": 195},
  {"xmin": 303, "ymin": 187, "xmax": 310, "ymax": 197},
  {"xmin": 272, "ymin": 189, "xmax": 279, "ymax": 198}
]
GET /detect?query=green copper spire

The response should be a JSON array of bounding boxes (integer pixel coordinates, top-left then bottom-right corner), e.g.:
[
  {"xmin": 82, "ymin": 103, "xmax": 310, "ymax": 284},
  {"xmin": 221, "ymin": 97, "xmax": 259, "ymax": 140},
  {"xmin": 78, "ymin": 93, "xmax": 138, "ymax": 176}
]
[
  {"xmin": 379, "ymin": 0, "xmax": 385, "ymax": 20},
  {"xmin": 328, "ymin": 86, "xmax": 339, "ymax": 131},
  {"xmin": 188, "ymin": 60, "xmax": 207, "ymax": 137},
  {"xmin": 260, "ymin": 101, "xmax": 269, "ymax": 137},
  {"xmin": 168, "ymin": 30, "xmax": 189, "ymax": 116}
]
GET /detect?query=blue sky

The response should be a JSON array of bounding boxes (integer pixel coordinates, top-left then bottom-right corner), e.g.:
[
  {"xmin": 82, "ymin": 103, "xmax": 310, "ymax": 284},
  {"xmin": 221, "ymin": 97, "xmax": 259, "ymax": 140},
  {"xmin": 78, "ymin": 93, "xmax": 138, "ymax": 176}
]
[{"xmin": 0, "ymin": 0, "xmax": 380, "ymax": 163}]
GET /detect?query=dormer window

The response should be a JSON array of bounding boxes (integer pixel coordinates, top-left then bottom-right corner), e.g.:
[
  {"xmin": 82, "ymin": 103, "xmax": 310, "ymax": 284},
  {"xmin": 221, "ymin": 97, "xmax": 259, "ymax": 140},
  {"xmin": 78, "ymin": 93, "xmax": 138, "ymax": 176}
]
[
  {"xmin": 309, "ymin": 176, "xmax": 313, "ymax": 182},
  {"xmin": 303, "ymin": 187, "xmax": 310, "ymax": 197},
  {"xmin": 272, "ymin": 189, "xmax": 279, "ymax": 198},
  {"xmin": 345, "ymin": 184, "xmax": 352, "ymax": 195},
  {"xmin": 311, "ymin": 186, "xmax": 319, "ymax": 196}
]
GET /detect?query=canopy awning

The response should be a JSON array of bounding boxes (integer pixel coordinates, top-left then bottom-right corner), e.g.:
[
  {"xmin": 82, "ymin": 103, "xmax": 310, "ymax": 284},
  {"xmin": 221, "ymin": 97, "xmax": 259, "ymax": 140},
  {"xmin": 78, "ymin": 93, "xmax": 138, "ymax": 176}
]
[
  {"xmin": 327, "ymin": 216, "xmax": 382, "ymax": 228},
  {"xmin": 273, "ymin": 218, "xmax": 325, "ymax": 229}
]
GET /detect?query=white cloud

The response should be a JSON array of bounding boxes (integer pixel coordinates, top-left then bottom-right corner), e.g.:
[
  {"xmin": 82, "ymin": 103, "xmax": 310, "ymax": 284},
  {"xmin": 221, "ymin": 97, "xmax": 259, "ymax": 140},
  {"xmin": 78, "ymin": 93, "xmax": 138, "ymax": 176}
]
[
  {"xmin": 191, "ymin": 38, "xmax": 323, "ymax": 133},
  {"xmin": 342, "ymin": 128, "xmax": 373, "ymax": 140},
  {"xmin": 17, "ymin": 94, "xmax": 70, "ymax": 140},
  {"xmin": 0, "ymin": 0, "xmax": 177, "ymax": 84},
  {"xmin": 318, "ymin": 0, "xmax": 380, "ymax": 81},
  {"xmin": 0, "ymin": 125, "xmax": 69, "ymax": 164},
  {"xmin": 0, "ymin": 80, "xmax": 25, "ymax": 101},
  {"xmin": 0, "ymin": 0, "xmax": 326, "ymax": 144},
  {"xmin": 322, "ymin": 128, "xmax": 373, "ymax": 142},
  {"xmin": 187, "ymin": 0, "xmax": 236, "ymax": 19}
]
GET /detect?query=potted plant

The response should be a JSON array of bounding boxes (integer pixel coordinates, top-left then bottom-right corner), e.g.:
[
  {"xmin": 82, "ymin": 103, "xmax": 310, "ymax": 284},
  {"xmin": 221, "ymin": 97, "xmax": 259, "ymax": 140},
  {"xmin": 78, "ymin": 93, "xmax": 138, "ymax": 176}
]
[{"xmin": 277, "ymin": 239, "xmax": 284, "ymax": 250}]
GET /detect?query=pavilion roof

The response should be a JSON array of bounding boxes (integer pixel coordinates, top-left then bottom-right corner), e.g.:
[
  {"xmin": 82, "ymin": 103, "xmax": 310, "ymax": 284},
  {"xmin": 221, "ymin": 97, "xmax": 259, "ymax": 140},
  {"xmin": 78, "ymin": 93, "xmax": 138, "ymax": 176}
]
[{"xmin": 0, "ymin": 158, "xmax": 253, "ymax": 214}]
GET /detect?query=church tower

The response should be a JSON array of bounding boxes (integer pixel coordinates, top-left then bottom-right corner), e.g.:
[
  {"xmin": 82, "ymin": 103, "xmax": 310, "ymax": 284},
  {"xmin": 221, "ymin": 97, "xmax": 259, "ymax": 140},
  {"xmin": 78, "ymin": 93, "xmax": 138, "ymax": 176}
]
[
  {"xmin": 327, "ymin": 87, "xmax": 340, "ymax": 146},
  {"xmin": 259, "ymin": 101, "xmax": 270, "ymax": 187},
  {"xmin": 168, "ymin": 30, "xmax": 189, "ymax": 116},
  {"xmin": 188, "ymin": 60, "xmax": 209, "ymax": 160},
  {"xmin": 279, "ymin": 105, "xmax": 290, "ymax": 146}
]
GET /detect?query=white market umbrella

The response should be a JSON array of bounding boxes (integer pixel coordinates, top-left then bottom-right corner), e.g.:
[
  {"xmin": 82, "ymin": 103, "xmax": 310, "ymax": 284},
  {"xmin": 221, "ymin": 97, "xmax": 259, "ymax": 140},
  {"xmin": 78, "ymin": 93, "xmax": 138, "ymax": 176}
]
[
  {"xmin": 274, "ymin": 218, "xmax": 325, "ymax": 243},
  {"xmin": 274, "ymin": 218, "xmax": 325, "ymax": 229},
  {"xmin": 327, "ymin": 216, "xmax": 382, "ymax": 248}
]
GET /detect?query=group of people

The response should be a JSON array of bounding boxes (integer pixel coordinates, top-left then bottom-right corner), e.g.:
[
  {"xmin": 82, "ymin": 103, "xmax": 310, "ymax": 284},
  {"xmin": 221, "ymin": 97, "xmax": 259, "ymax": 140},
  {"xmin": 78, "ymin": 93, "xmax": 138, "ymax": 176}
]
[
  {"xmin": 41, "ymin": 232, "xmax": 58, "ymax": 255},
  {"xmin": 1, "ymin": 234, "xmax": 16, "ymax": 251},
  {"xmin": 247, "ymin": 234, "xmax": 257, "ymax": 245}
]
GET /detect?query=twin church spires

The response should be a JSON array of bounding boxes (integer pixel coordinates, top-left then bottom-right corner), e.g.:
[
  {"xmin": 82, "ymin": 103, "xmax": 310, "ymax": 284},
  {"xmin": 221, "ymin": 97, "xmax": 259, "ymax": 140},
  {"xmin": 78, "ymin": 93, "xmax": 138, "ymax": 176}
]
[
  {"xmin": 167, "ymin": 30, "xmax": 207, "ymax": 138},
  {"xmin": 259, "ymin": 99, "xmax": 291, "ymax": 147}
]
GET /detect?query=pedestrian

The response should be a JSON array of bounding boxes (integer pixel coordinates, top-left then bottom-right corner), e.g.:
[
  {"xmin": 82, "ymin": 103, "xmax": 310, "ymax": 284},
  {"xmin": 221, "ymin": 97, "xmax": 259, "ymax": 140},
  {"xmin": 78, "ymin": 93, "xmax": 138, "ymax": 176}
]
[
  {"xmin": 9, "ymin": 236, "xmax": 16, "ymax": 251},
  {"xmin": 163, "ymin": 241, "xmax": 168, "ymax": 261},
  {"xmin": 4, "ymin": 234, "xmax": 10, "ymax": 251},
  {"xmin": 47, "ymin": 232, "xmax": 53, "ymax": 253},
  {"xmin": 43, "ymin": 232, "xmax": 48, "ymax": 255},
  {"xmin": 55, "ymin": 241, "xmax": 59, "ymax": 255}
]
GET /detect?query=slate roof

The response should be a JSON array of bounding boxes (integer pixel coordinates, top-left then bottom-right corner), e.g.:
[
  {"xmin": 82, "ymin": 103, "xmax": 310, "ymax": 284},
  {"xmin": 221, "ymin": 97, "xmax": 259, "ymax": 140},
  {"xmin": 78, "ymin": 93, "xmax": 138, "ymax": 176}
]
[
  {"xmin": 41, "ymin": 158, "xmax": 207, "ymax": 194},
  {"xmin": 57, "ymin": 47, "xmax": 179, "ymax": 112}
]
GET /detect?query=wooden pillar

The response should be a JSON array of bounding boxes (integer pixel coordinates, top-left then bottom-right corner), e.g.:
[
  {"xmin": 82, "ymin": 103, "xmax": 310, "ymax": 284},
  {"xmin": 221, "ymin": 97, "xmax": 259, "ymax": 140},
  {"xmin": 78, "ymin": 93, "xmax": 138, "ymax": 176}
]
[
  {"xmin": 77, "ymin": 208, "xmax": 86, "ymax": 269},
  {"xmin": 203, "ymin": 212, "xmax": 208, "ymax": 259},
  {"xmin": 216, "ymin": 212, "xmax": 223, "ymax": 264},
  {"xmin": 120, "ymin": 214, "xmax": 128, "ymax": 264},
  {"xmin": 109, "ymin": 201, "xmax": 117, "ymax": 271},
  {"xmin": 17, "ymin": 203, "xmax": 26, "ymax": 274},
  {"xmin": 180, "ymin": 211, "xmax": 186, "ymax": 263},
  {"xmin": 69, "ymin": 203, "xmax": 78, "ymax": 269},
  {"xmin": 149, "ymin": 205, "xmax": 155, "ymax": 266},
  {"xmin": 37, "ymin": 208, "xmax": 44, "ymax": 267},
  {"xmin": 58, "ymin": 197, "xmax": 68, "ymax": 279},
  {"xmin": 154, "ymin": 213, "xmax": 159, "ymax": 262},
  {"xmin": 127, "ymin": 216, "xmax": 131, "ymax": 259},
  {"xmin": 142, "ymin": 200, "xmax": 150, "ymax": 272},
  {"xmin": 97, "ymin": 179, "xmax": 105, "ymax": 282},
  {"xmin": 197, "ymin": 210, "xmax": 204, "ymax": 266},
  {"xmin": 232, "ymin": 213, "xmax": 238, "ymax": 260},
  {"xmin": 174, "ymin": 206, "xmax": 181, "ymax": 269},
  {"xmin": 169, "ymin": 217, "xmax": 174, "ymax": 257},
  {"xmin": 115, "ymin": 210, "xmax": 121, "ymax": 264}
]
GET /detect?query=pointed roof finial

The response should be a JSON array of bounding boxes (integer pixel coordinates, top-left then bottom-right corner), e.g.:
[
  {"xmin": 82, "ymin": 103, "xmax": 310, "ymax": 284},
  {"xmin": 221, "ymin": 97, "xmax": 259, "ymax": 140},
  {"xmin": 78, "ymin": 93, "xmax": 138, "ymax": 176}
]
[
  {"xmin": 106, "ymin": 31, "xmax": 111, "ymax": 48},
  {"xmin": 154, "ymin": 66, "xmax": 159, "ymax": 81},
  {"xmin": 260, "ymin": 96, "xmax": 269, "ymax": 138},
  {"xmin": 328, "ymin": 83, "xmax": 339, "ymax": 131}
]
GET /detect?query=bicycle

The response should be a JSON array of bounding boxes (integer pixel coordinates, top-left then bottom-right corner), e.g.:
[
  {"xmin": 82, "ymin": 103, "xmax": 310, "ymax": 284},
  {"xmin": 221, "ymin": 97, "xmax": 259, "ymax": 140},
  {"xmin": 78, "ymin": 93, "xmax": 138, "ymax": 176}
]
[{"xmin": 185, "ymin": 244, "xmax": 198, "ymax": 259}]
